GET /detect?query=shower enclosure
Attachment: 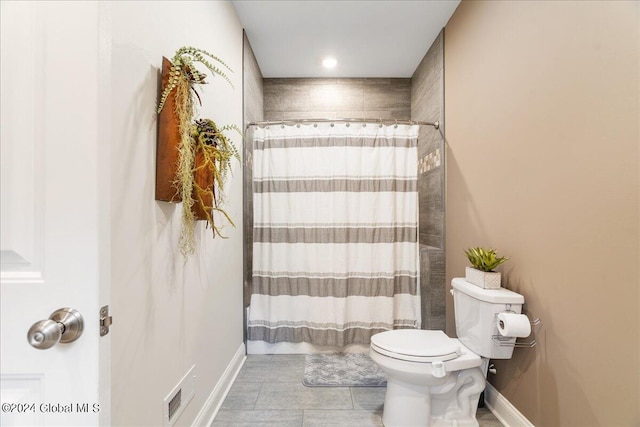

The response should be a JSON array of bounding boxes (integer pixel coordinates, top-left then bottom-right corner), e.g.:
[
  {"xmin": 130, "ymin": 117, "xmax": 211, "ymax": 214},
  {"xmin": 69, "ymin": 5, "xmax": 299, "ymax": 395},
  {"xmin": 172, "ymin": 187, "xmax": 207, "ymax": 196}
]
[{"xmin": 241, "ymin": 29, "xmax": 446, "ymax": 354}]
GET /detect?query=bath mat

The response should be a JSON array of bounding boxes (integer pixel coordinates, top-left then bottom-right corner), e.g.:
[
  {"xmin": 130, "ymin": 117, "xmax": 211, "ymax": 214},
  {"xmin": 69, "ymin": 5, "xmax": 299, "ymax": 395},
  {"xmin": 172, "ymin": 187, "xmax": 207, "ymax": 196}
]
[{"xmin": 303, "ymin": 353, "xmax": 387, "ymax": 387}]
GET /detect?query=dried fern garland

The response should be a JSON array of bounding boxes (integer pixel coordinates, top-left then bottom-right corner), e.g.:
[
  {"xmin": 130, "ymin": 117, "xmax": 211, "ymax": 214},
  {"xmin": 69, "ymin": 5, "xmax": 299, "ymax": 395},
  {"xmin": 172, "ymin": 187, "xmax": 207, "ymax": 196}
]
[{"xmin": 158, "ymin": 46, "xmax": 233, "ymax": 114}]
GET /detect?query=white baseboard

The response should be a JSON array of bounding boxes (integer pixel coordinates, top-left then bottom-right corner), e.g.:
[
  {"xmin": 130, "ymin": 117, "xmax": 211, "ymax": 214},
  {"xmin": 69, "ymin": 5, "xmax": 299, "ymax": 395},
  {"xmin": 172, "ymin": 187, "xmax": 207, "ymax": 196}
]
[
  {"xmin": 191, "ymin": 343, "xmax": 246, "ymax": 427},
  {"xmin": 484, "ymin": 382, "xmax": 535, "ymax": 427}
]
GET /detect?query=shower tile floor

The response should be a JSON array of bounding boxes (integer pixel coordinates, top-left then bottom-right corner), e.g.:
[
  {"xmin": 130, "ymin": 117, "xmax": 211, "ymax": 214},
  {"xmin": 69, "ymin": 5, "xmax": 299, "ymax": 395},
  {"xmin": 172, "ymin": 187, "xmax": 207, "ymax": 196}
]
[{"xmin": 213, "ymin": 355, "xmax": 504, "ymax": 427}]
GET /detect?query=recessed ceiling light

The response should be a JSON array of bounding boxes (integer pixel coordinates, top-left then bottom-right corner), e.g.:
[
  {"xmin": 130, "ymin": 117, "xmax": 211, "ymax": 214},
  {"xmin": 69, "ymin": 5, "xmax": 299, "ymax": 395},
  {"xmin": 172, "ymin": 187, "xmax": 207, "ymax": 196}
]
[{"xmin": 322, "ymin": 57, "xmax": 338, "ymax": 69}]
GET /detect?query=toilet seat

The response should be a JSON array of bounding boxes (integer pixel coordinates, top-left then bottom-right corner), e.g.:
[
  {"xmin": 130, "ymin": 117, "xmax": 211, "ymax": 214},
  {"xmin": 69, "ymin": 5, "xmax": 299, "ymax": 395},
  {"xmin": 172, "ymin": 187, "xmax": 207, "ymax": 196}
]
[{"xmin": 370, "ymin": 330, "xmax": 461, "ymax": 363}]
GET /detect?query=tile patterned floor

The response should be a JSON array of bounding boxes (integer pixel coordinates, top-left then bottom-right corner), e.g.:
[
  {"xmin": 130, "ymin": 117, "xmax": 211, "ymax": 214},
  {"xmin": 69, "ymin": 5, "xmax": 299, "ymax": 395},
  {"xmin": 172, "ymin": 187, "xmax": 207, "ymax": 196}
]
[{"xmin": 213, "ymin": 354, "xmax": 504, "ymax": 427}]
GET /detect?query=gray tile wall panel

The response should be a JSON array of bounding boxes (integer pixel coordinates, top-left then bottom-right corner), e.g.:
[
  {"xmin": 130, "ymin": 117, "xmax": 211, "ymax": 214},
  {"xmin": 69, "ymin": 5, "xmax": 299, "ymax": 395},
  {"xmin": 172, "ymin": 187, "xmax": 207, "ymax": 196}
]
[
  {"xmin": 243, "ymin": 33, "xmax": 263, "ymax": 314},
  {"xmin": 420, "ymin": 245, "xmax": 446, "ymax": 331},
  {"xmin": 413, "ymin": 31, "xmax": 446, "ymax": 330},
  {"xmin": 263, "ymin": 78, "xmax": 411, "ymax": 120}
]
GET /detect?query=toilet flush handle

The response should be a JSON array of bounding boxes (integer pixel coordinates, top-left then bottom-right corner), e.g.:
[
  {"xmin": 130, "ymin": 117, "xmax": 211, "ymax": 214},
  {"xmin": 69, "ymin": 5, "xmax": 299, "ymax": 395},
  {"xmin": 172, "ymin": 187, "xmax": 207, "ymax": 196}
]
[{"xmin": 432, "ymin": 361, "xmax": 446, "ymax": 378}]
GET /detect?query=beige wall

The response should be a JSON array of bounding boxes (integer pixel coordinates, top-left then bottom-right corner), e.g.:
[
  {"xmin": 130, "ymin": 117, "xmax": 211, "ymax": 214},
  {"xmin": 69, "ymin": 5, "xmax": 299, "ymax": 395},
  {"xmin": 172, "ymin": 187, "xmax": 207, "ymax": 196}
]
[
  {"xmin": 110, "ymin": 2, "xmax": 244, "ymax": 425},
  {"xmin": 444, "ymin": 1, "xmax": 639, "ymax": 426}
]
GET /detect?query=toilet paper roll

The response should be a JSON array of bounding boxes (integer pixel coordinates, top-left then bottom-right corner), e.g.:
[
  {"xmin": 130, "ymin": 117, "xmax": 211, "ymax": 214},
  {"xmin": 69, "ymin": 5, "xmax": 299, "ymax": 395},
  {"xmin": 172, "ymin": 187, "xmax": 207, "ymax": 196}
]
[{"xmin": 497, "ymin": 312, "xmax": 531, "ymax": 338}]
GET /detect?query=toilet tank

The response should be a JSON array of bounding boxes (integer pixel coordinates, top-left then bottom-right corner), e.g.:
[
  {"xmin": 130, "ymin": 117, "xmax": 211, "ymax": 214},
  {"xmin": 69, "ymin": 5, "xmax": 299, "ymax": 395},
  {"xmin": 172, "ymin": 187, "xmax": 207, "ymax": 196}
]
[{"xmin": 451, "ymin": 278, "xmax": 525, "ymax": 359}]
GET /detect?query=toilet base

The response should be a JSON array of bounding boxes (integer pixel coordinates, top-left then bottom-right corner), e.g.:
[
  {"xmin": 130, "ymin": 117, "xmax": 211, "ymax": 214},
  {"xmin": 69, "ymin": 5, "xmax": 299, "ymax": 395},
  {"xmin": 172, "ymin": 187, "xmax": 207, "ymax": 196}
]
[
  {"xmin": 382, "ymin": 379, "xmax": 432, "ymax": 427},
  {"xmin": 381, "ymin": 368, "xmax": 485, "ymax": 427}
]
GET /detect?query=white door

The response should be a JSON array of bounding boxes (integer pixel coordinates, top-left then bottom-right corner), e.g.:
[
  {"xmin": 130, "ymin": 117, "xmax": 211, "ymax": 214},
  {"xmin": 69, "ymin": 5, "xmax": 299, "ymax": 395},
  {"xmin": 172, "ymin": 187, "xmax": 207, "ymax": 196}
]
[{"xmin": 0, "ymin": 1, "xmax": 110, "ymax": 426}]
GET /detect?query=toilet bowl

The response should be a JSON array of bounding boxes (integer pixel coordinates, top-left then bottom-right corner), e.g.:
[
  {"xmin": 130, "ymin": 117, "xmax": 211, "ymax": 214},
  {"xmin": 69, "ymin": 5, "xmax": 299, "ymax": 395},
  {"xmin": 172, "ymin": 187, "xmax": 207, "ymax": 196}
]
[
  {"xmin": 370, "ymin": 278, "xmax": 527, "ymax": 427},
  {"xmin": 370, "ymin": 329, "xmax": 484, "ymax": 427}
]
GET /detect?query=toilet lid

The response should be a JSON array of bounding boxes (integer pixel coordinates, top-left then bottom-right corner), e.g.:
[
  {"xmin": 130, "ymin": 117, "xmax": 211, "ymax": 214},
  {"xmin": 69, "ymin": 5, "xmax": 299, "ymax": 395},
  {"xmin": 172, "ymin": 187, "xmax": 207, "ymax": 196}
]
[{"xmin": 370, "ymin": 330, "xmax": 460, "ymax": 362}]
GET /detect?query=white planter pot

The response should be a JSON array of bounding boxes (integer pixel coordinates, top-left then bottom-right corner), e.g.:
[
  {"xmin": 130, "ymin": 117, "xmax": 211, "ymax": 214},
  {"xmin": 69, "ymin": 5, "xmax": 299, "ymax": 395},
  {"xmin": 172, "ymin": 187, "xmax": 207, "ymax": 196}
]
[{"xmin": 465, "ymin": 267, "xmax": 501, "ymax": 289}]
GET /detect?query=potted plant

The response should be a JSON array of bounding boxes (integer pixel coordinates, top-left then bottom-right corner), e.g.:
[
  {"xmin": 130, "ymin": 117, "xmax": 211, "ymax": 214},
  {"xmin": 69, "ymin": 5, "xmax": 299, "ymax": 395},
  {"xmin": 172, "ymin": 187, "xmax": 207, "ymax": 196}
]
[
  {"xmin": 155, "ymin": 46, "xmax": 240, "ymax": 256},
  {"xmin": 463, "ymin": 247, "xmax": 509, "ymax": 289}
]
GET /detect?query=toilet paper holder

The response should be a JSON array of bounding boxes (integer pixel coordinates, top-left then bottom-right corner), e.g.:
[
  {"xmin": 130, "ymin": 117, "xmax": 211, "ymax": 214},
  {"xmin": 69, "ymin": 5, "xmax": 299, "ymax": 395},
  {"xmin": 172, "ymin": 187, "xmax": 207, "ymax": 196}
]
[{"xmin": 492, "ymin": 312, "xmax": 542, "ymax": 348}]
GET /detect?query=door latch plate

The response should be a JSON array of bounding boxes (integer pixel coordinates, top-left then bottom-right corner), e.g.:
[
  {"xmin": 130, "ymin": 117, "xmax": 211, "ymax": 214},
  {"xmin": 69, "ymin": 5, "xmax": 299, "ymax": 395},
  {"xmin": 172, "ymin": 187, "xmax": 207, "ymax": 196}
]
[{"xmin": 100, "ymin": 305, "xmax": 112, "ymax": 336}]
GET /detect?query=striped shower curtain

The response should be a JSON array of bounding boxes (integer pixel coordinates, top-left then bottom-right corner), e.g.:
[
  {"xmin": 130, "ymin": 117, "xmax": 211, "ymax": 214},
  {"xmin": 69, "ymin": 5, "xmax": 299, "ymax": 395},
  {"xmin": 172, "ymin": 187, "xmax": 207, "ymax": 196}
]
[{"xmin": 247, "ymin": 122, "xmax": 420, "ymax": 346}]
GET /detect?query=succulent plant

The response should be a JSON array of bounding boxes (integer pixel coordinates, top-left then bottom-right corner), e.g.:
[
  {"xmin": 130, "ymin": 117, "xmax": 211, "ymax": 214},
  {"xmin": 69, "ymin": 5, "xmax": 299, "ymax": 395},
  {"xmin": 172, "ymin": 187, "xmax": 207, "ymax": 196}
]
[
  {"xmin": 191, "ymin": 119, "xmax": 241, "ymax": 187},
  {"xmin": 186, "ymin": 118, "xmax": 241, "ymax": 241},
  {"xmin": 464, "ymin": 247, "xmax": 509, "ymax": 272}
]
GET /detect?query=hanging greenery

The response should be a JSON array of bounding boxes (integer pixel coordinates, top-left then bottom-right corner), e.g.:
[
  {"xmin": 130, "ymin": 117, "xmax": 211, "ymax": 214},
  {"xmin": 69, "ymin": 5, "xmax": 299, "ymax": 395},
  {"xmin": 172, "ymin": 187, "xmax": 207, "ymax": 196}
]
[
  {"xmin": 190, "ymin": 119, "xmax": 241, "ymax": 237},
  {"xmin": 157, "ymin": 46, "xmax": 233, "ymax": 114},
  {"xmin": 156, "ymin": 46, "xmax": 241, "ymax": 257}
]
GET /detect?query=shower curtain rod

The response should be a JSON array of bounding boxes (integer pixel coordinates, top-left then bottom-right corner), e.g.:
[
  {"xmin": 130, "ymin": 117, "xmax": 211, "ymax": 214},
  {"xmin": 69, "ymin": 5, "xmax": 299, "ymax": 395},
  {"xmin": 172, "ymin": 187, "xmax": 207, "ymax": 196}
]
[{"xmin": 246, "ymin": 118, "xmax": 440, "ymax": 130}]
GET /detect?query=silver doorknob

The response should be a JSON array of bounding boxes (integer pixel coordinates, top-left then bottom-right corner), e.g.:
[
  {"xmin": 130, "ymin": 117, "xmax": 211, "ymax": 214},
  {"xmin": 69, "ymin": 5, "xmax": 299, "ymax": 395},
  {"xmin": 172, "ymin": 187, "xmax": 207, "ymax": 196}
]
[{"xmin": 27, "ymin": 308, "xmax": 84, "ymax": 350}]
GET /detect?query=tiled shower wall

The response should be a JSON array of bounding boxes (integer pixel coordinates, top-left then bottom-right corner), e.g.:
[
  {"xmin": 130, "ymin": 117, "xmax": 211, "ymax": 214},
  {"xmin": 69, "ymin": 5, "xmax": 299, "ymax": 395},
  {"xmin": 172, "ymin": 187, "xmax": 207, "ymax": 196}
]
[
  {"xmin": 412, "ymin": 31, "xmax": 446, "ymax": 330},
  {"xmin": 243, "ymin": 33, "xmax": 263, "ymax": 326},
  {"xmin": 412, "ymin": 31, "xmax": 445, "ymax": 250},
  {"xmin": 263, "ymin": 78, "xmax": 411, "ymax": 121}
]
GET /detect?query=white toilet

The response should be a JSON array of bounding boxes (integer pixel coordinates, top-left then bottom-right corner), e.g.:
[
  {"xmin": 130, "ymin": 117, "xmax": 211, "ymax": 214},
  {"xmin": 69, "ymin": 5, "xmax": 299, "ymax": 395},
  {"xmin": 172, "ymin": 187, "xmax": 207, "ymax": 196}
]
[{"xmin": 370, "ymin": 277, "xmax": 526, "ymax": 427}]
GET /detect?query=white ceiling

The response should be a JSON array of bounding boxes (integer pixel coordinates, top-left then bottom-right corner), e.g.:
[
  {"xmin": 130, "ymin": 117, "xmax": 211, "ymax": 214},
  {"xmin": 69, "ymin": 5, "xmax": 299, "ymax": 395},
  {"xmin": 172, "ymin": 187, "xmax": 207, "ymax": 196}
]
[{"xmin": 232, "ymin": 0, "xmax": 461, "ymax": 78}]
